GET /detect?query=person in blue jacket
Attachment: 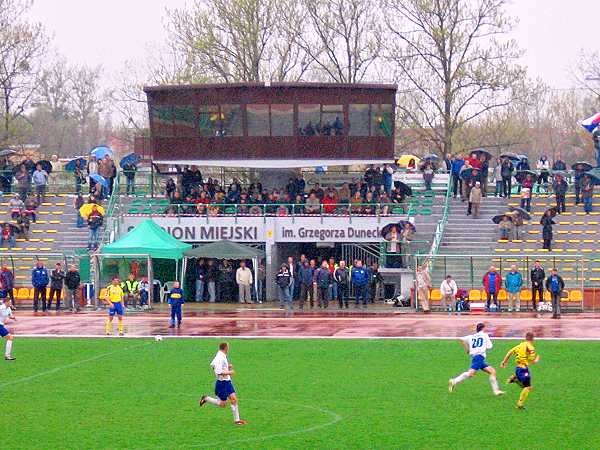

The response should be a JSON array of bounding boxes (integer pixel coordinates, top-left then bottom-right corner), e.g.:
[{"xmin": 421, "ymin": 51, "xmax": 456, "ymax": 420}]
[
  {"xmin": 168, "ymin": 281, "xmax": 185, "ymax": 328},
  {"xmin": 505, "ymin": 265, "xmax": 523, "ymax": 312},
  {"xmin": 31, "ymin": 261, "xmax": 49, "ymax": 312},
  {"xmin": 450, "ymin": 156, "xmax": 465, "ymax": 198},
  {"xmin": 351, "ymin": 260, "xmax": 369, "ymax": 308}
]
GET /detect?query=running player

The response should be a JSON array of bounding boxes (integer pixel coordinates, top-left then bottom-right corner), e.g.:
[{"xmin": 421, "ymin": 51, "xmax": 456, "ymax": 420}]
[
  {"xmin": 448, "ymin": 322, "xmax": 505, "ymax": 396},
  {"xmin": 103, "ymin": 277, "xmax": 125, "ymax": 336},
  {"xmin": 199, "ymin": 342, "xmax": 248, "ymax": 425},
  {"xmin": 0, "ymin": 297, "xmax": 16, "ymax": 360},
  {"xmin": 501, "ymin": 331, "xmax": 540, "ymax": 409}
]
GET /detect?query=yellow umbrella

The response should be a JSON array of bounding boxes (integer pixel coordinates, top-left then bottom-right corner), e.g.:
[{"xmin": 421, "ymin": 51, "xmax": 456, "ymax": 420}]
[
  {"xmin": 79, "ymin": 203, "xmax": 105, "ymax": 219},
  {"xmin": 396, "ymin": 154, "xmax": 421, "ymax": 168}
]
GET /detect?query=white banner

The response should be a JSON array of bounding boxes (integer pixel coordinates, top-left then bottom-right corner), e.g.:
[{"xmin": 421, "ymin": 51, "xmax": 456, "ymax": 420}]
[{"xmin": 122, "ymin": 215, "xmax": 399, "ymax": 243}]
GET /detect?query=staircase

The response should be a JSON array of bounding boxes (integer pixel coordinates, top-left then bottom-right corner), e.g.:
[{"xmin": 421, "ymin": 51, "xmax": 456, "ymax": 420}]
[
  {"xmin": 433, "ymin": 196, "xmax": 508, "ymax": 287},
  {"xmin": 0, "ymin": 193, "xmax": 89, "ymax": 294}
]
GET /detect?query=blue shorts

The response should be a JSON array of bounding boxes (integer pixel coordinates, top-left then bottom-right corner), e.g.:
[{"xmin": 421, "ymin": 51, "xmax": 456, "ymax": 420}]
[
  {"xmin": 108, "ymin": 302, "xmax": 124, "ymax": 316},
  {"xmin": 0, "ymin": 325, "xmax": 9, "ymax": 337},
  {"xmin": 470, "ymin": 355, "xmax": 489, "ymax": 371},
  {"xmin": 515, "ymin": 367, "xmax": 531, "ymax": 387},
  {"xmin": 215, "ymin": 380, "xmax": 236, "ymax": 401}
]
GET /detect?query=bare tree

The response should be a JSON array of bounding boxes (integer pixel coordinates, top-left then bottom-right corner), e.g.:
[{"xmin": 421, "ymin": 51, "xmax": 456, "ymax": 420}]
[
  {"xmin": 68, "ymin": 64, "xmax": 106, "ymax": 151},
  {"xmin": 384, "ymin": 0, "xmax": 525, "ymax": 155},
  {"xmin": 299, "ymin": 0, "xmax": 382, "ymax": 83},
  {"xmin": 571, "ymin": 50, "xmax": 600, "ymax": 103},
  {"xmin": 0, "ymin": 0, "xmax": 48, "ymax": 145},
  {"xmin": 166, "ymin": 0, "xmax": 309, "ymax": 82}
]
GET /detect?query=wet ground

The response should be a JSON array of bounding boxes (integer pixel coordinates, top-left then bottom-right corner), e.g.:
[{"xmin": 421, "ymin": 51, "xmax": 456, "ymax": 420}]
[{"xmin": 9, "ymin": 304, "xmax": 600, "ymax": 339}]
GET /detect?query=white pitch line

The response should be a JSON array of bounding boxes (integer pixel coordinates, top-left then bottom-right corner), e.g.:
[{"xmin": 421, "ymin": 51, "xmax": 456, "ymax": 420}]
[
  {"xmin": 0, "ymin": 341, "xmax": 151, "ymax": 389},
  {"xmin": 15, "ymin": 334, "xmax": 600, "ymax": 341}
]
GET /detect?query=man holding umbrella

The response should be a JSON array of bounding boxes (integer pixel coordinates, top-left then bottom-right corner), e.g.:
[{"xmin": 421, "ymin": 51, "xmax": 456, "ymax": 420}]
[
  {"xmin": 121, "ymin": 154, "xmax": 139, "ymax": 196},
  {"xmin": 572, "ymin": 162, "xmax": 590, "ymax": 205},
  {"xmin": 582, "ymin": 175, "xmax": 596, "ymax": 214}
]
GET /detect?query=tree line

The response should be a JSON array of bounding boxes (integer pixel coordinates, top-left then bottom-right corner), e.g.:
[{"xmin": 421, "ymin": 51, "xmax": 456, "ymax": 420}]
[{"xmin": 1, "ymin": 0, "xmax": 599, "ymax": 160}]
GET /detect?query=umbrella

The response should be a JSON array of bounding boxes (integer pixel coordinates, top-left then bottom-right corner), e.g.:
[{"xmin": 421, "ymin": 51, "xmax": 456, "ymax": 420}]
[
  {"xmin": 515, "ymin": 170, "xmax": 538, "ymax": 183},
  {"xmin": 492, "ymin": 214, "xmax": 513, "ymax": 224},
  {"xmin": 90, "ymin": 145, "xmax": 113, "ymax": 160},
  {"xmin": 381, "ymin": 220, "xmax": 416, "ymax": 239},
  {"xmin": 0, "ymin": 222, "xmax": 20, "ymax": 234},
  {"xmin": 36, "ymin": 160, "xmax": 52, "ymax": 174},
  {"xmin": 393, "ymin": 181, "xmax": 412, "ymax": 196},
  {"xmin": 471, "ymin": 149, "xmax": 492, "ymax": 160},
  {"xmin": 571, "ymin": 161, "xmax": 593, "ymax": 171},
  {"xmin": 508, "ymin": 206, "xmax": 531, "ymax": 221},
  {"xmin": 583, "ymin": 172, "xmax": 600, "ymax": 186},
  {"xmin": 543, "ymin": 207, "xmax": 558, "ymax": 218},
  {"xmin": 79, "ymin": 203, "xmax": 105, "ymax": 219},
  {"xmin": 517, "ymin": 154, "xmax": 528, "ymax": 161},
  {"xmin": 500, "ymin": 152, "xmax": 520, "ymax": 161},
  {"xmin": 0, "ymin": 149, "xmax": 16, "ymax": 157},
  {"xmin": 65, "ymin": 157, "xmax": 87, "ymax": 171},
  {"xmin": 119, "ymin": 153, "xmax": 140, "ymax": 169},
  {"xmin": 459, "ymin": 167, "xmax": 477, "ymax": 180},
  {"xmin": 396, "ymin": 154, "xmax": 421, "ymax": 168},
  {"xmin": 422, "ymin": 153, "xmax": 439, "ymax": 161},
  {"xmin": 89, "ymin": 173, "xmax": 109, "ymax": 188}
]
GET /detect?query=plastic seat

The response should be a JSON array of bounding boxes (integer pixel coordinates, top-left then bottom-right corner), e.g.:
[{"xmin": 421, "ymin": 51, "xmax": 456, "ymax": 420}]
[
  {"xmin": 469, "ymin": 289, "xmax": 481, "ymax": 301},
  {"xmin": 430, "ymin": 288, "xmax": 442, "ymax": 302},
  {"xmin": 419, "ymin": 208, "xmax": 432, "ymax": 216},
  {"xmin": 497, "ymin": 289, "xmax": 507, "ymax": 301},
  {"xmin": 569, "ymin": 290, "xmax": 583, "ymax": 303},
  {"xmin": 17, "ymin": 287, "xmax": 30, "ymax": 300},
  {"xmin": 98, "ymin": 288, "xmax": 107, "ymax": 301},
  {"xmin": 543, "ymin": 290, "xmax": 552, "ymax": 301}
]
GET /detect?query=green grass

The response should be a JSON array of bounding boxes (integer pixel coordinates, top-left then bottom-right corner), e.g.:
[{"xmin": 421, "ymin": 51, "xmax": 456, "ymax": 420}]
[{"xmin": 2, "ymin": 338, "xmax": 600, "ymax": 449}]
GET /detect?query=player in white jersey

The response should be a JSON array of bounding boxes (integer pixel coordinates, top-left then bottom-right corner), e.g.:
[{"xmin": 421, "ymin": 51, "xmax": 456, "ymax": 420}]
[
  {"xmin": 448, "ymin": 323, "xmax": 504, "ymax": 395},
  {"xmin": 199, "ymin": 342, "xmax": 247, "ymax": 425},
  {"xmin": 0, "ymin": 298, "xmax": 16, "ymax": 360}
]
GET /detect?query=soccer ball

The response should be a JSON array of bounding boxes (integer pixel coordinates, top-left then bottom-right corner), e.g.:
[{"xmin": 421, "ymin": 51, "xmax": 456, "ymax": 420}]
[
  {"xmin": 537, "ymin": 302, "xmax": 553, "ymax": 312},
  {"xmin": 489, "ymin": 303, "xmax": 498, "ymax": 312},
  {"xmin": 154, "ymin": 335, "xmax": 163, "ymax": 342}
]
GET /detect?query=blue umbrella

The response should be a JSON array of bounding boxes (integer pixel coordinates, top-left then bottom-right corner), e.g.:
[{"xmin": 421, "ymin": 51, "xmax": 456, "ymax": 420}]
[
  {"xmin": 422, "ymin": 153, "xmax": 439, "ymax": 161},
  {"xmin": 65, "ymin": 157, "xmax": 87, "ymax": 171},
  {"xmin": 583, "ymin": 172, "xmax": 600, "ymax": 186},
  {"xmin": 90, "ymin": 145, "xmax": 113, "ymax": 160},
  {"xmin": 119, "ymin": 153, "xmax": 140, "ymax": 169},
  {"xmin": 89, "ymin": 173, "xmax": 109, "ymax": 188}
]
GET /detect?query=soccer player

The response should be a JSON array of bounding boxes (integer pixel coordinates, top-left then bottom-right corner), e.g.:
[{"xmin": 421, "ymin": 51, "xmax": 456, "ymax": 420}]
[
  {"xmin": 104, "ymin": 277, "xmax": 125, "ymax": 336},
  {"xmin": 0, "ymin": 297, "xmax": 17, "ymax": 360},
  {"xmin": 501, "ymin": 331, "xmax": 540, "ymax": 409},
  {"xmin": 199, "ymin": 342, "xmax": 248, "ymax": 425},
  {"xmin": 448, "ymin": 323, "xmax": 505, "ymax": 396}
]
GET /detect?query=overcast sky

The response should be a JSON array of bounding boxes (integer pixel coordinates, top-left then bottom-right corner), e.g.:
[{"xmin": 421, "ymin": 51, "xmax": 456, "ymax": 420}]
[{"xmin": 28, "ymin": 0, "xmax": 600, "ymax": 89}]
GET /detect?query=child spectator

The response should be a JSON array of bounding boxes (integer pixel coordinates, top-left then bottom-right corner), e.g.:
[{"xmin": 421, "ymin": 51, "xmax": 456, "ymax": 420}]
[
  {"xmin": 0, "ymin": 224, "xmax": 15, "ymax": 248},
  {"xmin": 24, "ymin": 196, "xmax": 38, "ymax": 222},
  {"xmin": 520, "ymin": 187, "xmax": 531, "ymax": 212},
  {"xmin": 455, "ymin": 288, "xmax": 470, "ymax": 313},
  {"xmin": 9, "ymin": 194, "xmax": 24, "ymax": 219},
  {"xmin": 167, "ymin": 281, "xmax": 185, "ymax": 328},
  {"xmin": 139, "ymin": 277, "xmax": 150, "ymax": 308},
  {"xmin": 16, "ymin": 211, "xmax": 30, "ymax": 239}
]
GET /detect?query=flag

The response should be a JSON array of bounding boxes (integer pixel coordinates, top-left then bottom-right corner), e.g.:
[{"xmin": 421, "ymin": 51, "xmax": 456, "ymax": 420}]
[{"xmin": 581, "ymin": 113, "xmax": 600, "ymax": 133}]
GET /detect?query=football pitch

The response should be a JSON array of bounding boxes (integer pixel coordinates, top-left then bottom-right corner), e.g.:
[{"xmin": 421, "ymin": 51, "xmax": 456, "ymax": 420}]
[{"xmin": 3, "ymin": 338, "xmax": 600, "ymax": 449}]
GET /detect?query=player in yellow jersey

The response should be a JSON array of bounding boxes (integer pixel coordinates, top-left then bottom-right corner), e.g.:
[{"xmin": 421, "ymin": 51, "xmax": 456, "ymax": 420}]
[
  {"xmin": 104, "ymin": 277, "xmax": 125, "ymax": 336},
  {"xmin": 501, "ymin": 332, "xmax": 540, "ymax": 409}
]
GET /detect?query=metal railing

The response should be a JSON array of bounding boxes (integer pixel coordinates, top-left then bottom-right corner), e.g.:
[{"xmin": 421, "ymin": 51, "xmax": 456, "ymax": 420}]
[{"xmin": 122, "ymin": 201, "xmax": 414, "ymax": 220}]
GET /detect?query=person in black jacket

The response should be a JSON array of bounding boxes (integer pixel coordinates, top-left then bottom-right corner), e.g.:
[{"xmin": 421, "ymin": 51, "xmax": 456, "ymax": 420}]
[
  {"xmin": 530, "ymin": 261, "xmax": 545, "ymax": 311},
  {"xmin": 64, "ymin": 265, "xmax": 81, "ymax": 312},
  {"xmin": 276, "ymin": 264, "xmax": 292, "ymax": 312},
  {"xmin": 552, "ymin": 174, "xmax": 568, "ymax": 213},
  {"xmin": 368, "ymin": 262, "xmax": 384, "ymax": 304},
  {"xmin": 540, "ymin": 211, "xmax": 554, "ymax": 251},
  {"xmin": 47, "ymin": 263, "xmax": 65, "ymax": 311},
  {"xmin": 314, "ymin": 261, "xmax": 332, "ymax": 309},
  {"xmin": 545, "ymin": 269, "xmax": 565, "ymax": 319},
  {"xmin": 500, "ymin": 159, "xmax": 514, "ymax": 198},
  {"xmin": 334, "ymin": 261, "xmax": 350, "ymax": 309}
]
